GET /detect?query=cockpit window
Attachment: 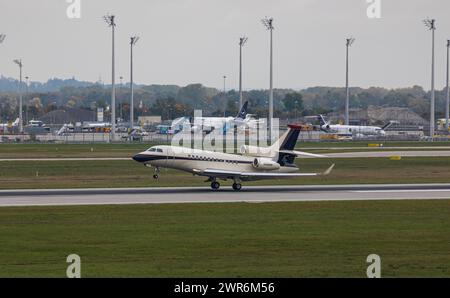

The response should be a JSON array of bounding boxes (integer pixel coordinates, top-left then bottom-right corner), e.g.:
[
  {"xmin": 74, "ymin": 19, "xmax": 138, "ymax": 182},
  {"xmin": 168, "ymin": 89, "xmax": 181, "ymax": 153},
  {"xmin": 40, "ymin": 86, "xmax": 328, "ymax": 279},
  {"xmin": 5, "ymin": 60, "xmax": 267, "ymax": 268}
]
[
  {"xmin": 156, "ymin": 148, "xmax": 163, "ymax": 153},
  {"xmin": 147, "ymin": 148, "xmax": 156, "ymax": 152}
]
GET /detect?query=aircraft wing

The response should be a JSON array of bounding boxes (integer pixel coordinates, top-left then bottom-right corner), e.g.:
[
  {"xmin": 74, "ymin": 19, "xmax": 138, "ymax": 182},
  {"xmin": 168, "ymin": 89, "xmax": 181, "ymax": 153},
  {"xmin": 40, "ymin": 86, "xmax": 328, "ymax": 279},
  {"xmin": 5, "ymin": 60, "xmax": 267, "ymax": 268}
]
[{"xmin": 194, "ymin": 164, "xmax": 335, "ymax": 179}]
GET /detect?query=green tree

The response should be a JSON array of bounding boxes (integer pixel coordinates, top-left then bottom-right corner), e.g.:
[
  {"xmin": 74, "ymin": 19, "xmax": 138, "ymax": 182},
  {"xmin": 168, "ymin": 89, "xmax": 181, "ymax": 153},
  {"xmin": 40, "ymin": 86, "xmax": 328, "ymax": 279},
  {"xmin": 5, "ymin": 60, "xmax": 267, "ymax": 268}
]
[{"xmin": 282, "ymin": 92, "xmax": 304, "ymax": 118}]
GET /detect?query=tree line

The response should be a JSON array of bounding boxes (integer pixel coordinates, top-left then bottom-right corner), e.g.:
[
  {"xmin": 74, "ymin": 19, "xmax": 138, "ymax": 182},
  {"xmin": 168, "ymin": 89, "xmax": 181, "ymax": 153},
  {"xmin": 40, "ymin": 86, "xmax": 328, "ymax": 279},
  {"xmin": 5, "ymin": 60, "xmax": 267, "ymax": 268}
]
[{"xmin": 0, "ymin": 79, "xmax": 447, "ymax": 123}]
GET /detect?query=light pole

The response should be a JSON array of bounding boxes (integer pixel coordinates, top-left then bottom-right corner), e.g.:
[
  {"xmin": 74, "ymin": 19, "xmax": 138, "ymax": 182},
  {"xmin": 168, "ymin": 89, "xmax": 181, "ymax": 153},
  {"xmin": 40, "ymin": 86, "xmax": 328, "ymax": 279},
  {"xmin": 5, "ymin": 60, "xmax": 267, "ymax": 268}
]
[
  {"xmin": 239, "ymin": 37, "xmax": 248, "ymax": 109},
  {"xmin": 424, "ymin": 18, "xmax": 436, "ymax": 139},
  {"xmin": 446, "ymin": 39, "xmax": 450, "ymax": 131},
  {"xmin": 130, "ymin": 36, "xmax": 139, "ymax": 129},
  {"xmin": 25, "ymin": 76, "xmax": 29, "ymax": 125},
  {"xmin": 262, "ymin": 17, "xmax": 274, "ymax": 141},
  {"xmin": 119, "ymin": 76, "xmax": 123, "ymax": 121},
  {"xmin": 223, "ymin": 75, "xmax": 227, "ymax": 93},
  {"xmin": 223, "ymin": 75, "xmax": 227, "ymax": 117},
  {"xmin": 345, "ymin": 38, "xmax": 355, "ymax": 126},
  {"xmin": 13, "ymin": 59, "xmax": 23, "ymax": 133},
  {"xmin": 104, "ymin": 14, "xmax": 117, "ymax": 141}
]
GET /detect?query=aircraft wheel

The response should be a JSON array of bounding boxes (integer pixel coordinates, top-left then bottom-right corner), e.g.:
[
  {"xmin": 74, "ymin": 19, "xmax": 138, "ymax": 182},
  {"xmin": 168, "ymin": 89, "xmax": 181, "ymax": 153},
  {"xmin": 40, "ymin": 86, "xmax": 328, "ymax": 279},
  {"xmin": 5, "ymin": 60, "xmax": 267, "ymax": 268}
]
[
  {"xmin": 153, "ymin": 174, "xmax": 159, "ymax": 179},
  {"xmin": 232, "ymin": 183, "xmax": 242, "ymax": 191},
  {"xmin": 211, "ymin": 181, "xmax": 220, "ymax": 190}
]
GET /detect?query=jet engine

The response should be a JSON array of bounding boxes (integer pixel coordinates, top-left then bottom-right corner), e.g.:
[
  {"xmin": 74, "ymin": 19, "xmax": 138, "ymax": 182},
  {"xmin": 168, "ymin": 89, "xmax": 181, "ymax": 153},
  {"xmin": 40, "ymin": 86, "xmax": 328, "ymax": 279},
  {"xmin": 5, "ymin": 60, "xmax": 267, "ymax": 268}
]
[
  {"xmin": 240, "ymin": 145, "xmax": 273, "ymax": 157},
  {"xmin": 252, "ymin": 158, "xmax": 280, "ymax": 170},
  {"xmin": 321, "ymin": 124, "xmax": 330, "ymax": 131}
]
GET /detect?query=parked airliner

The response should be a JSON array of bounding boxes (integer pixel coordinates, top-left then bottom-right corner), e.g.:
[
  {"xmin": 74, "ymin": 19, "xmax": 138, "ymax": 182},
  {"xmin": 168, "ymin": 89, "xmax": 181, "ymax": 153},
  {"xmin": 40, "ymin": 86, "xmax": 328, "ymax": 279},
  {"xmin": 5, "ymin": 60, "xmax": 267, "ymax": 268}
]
[
  {"xmin": 0, "ymin": 118, "xmax": 19, "ymax": 133},
  {"xmin": 318, "ymin": 114, "xmax": 397, "ymax": 138},
  {"xmin": 132, "ymin": 124, "xmax": 334, "ymax": 190}
]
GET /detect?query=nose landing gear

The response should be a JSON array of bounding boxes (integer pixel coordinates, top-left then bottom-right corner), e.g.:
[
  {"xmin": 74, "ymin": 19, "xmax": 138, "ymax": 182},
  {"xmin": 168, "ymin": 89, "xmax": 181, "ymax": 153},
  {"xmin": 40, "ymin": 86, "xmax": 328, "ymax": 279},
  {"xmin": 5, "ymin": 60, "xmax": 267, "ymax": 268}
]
[{"xmin": 153, "ymin": 167, "xmax": 160, "ymax": 180}]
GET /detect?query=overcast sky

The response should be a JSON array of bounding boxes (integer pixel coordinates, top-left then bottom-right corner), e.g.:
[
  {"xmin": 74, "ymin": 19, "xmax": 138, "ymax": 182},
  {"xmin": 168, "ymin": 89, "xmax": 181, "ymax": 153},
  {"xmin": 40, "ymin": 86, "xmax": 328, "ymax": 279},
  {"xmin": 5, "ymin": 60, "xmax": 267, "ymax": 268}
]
[{"xmin": 1, "ymin": 0, "xmax": 449, "ymax": 90}]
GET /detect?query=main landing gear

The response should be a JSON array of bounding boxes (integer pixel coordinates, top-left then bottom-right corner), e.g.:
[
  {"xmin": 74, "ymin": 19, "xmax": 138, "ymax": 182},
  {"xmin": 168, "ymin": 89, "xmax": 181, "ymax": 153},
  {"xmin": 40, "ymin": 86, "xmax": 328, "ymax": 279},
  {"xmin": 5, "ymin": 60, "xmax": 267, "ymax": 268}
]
[
  {"xmin": 209, "ymin": 180, "xmax": 242, "ymax": 191},
  {"xmin": 232, "ymin": 183, "xmax": 242, "ymax": 191},
  {"xmin": 211, "ymin": 181, "xmax": 220, "ymax": 190}
]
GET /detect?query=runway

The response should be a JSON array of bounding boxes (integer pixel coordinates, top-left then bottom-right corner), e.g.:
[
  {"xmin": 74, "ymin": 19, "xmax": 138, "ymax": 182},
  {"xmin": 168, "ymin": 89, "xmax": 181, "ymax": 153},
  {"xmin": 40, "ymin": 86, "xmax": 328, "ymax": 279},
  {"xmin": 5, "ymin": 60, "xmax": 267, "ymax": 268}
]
[
  {"xmin": 1, "ymin": 184, "xmax": 450, "ymax": 207},
  {"xmin": 326, "ymin": 150, "xmax": 450, "ymax": 158}
]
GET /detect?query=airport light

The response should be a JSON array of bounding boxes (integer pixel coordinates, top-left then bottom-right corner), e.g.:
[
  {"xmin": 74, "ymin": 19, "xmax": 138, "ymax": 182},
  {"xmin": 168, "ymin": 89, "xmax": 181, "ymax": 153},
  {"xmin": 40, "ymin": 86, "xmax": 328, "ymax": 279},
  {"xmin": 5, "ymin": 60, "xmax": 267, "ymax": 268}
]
[
  {"xmin": 423, "ymin": 18, "xmax": 436, "ymax": 140},
  {"xmin": 238, "ymin": 37, "xmax": 248, "ymax": 109},
  {"xmin": 0, "ymin": 34, "xmax": 5, "ymax": 44},
  {"xmin": 13, "ymin": 59, "xmax": 23, "ymax": 133},
  {"xmin": 261, "ymin": 17, "xmax": 274, "ymax": 142},
  {"xmin": 446, "ymin": 40, "xmax": 450, "ymax": 131},
  {"xmin": 345, "ymin": 37, "xmax": 355, "ymax": 126},
  {"xmin": 130, "ymin": 36, "xmax": 139, "ymax": 129},
  {"xmin": 104, "ymin": 14, "xmax": 117, "ymax": 141}
]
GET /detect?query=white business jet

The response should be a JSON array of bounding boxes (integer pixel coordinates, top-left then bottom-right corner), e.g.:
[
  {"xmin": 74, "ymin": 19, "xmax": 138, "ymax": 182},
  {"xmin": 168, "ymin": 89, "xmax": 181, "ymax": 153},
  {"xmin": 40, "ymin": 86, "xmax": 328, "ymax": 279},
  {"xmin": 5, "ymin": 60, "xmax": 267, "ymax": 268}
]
[
  {"xmin": 191, "ymin": 101, "xmax": 262, "ymax": 134},
  {"xmin": 132, "ymin": 124, "xmax": 334, "ymax": 191}
]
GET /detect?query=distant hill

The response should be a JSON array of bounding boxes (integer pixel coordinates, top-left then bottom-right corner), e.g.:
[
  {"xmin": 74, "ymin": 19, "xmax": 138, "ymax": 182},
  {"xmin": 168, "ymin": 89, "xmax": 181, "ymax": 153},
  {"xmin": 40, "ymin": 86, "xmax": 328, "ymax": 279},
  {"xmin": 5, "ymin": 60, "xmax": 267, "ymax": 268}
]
[{"xmin": 0, "ymin": 76, "xmax": 96, "ymax": 92}]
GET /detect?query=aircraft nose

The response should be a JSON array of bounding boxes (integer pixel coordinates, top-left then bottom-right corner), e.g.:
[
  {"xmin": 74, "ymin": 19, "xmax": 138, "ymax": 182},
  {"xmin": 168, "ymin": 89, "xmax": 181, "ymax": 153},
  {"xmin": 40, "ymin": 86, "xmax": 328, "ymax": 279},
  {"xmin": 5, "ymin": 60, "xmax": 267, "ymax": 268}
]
[{"xmin": 132, "ymin": 154, "xmax": 147, "ymax": 163}]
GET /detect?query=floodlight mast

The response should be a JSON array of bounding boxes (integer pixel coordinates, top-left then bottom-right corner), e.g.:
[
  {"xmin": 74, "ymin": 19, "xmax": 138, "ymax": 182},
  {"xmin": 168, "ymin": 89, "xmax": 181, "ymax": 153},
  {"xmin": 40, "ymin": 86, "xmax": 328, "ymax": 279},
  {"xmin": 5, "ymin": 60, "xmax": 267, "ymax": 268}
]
[
  {"xmin": 446, "ymin": 39, "xmax": 450, "ymax": 131},
  {"xmin": 223, "ymin": 75, "xmax": 227, "ymax": 93},
  {"xmin": 262, "ymin": 17, "xmax": 274, "ymax": 143},
  {"xmin": 345, "ymin": 37, "xmax": 355, "ymax": 126},
  {"xmin": 423, "ymin": 18, "xmax": 436, "ymax": 140},
  {"xmin": 13, "ymin": 59, "xmax": 23, "ymax": 133},
  {"xmin": 25, "ymin": 76, "xmax": 30, "ymax": 125},
  {"xmin": 130, "ymin": 36, "xmax": 139, "ymax": 129},
  {"xmin": 223, "ymin": 75, "xmax": 227, "ymax": 116},
  {"xmin": 104, "ymin": 14, "xmax": 117, "ymax": 141},
  {"xmin": 239, "ymin": 37, "xmax": 248, "ymax": 109}
]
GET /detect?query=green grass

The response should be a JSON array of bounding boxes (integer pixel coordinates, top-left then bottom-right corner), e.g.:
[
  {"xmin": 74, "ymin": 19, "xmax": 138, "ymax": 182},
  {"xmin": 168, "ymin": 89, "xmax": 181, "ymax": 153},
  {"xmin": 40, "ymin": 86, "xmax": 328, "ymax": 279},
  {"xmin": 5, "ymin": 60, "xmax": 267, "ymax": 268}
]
[
  {"xmin": 1, "ymin": 157, "xmax": 450, "ymax": 189},
  {"xmin": 1, "ymin": 141, "xmax": 450, "ymax": 158},
  {"xmin": 0, "ymin": 200, "xmax": 449, "ymax": 277}
]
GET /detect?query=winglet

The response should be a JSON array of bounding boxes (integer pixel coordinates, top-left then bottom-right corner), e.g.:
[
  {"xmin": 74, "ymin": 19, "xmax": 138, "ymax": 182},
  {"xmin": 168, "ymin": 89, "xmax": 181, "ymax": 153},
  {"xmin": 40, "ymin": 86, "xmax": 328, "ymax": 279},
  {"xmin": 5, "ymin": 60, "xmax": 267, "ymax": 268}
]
[{"xmin": 321, "ymin": 163, "xmax": 335, "ymax": 176}]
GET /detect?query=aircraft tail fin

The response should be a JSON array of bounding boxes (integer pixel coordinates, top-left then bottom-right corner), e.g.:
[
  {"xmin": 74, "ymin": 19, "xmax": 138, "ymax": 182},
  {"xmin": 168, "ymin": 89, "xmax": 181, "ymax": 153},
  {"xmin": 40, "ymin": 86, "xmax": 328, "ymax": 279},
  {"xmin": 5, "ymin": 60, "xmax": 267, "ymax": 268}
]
[
  {"xmin": 317, "ymin": 114, "xmax": 329, "ymax": 126},
  {"xmin": 267, "ymin": 124, "xmax": 302, "ymax": 165},
  {"xmin": 235, "ymin": 101, "xmax": 248, "ymax": 120},
  {"xmin": 381, "ymin": 120, "xmax": 399, "ymax": 130}
]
